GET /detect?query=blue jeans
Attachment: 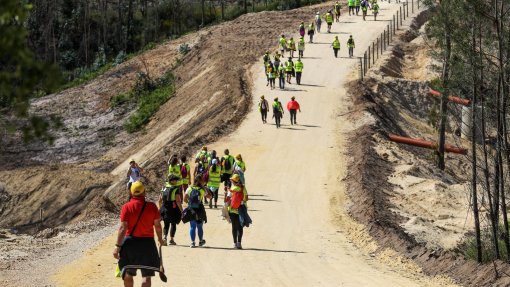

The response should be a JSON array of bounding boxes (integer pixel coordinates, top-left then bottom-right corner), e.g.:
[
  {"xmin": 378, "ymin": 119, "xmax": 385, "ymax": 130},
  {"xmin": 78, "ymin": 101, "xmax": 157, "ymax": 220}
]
[{"xmin": 190, "ymin": 220, "xmax": 203, "ymax": 242}]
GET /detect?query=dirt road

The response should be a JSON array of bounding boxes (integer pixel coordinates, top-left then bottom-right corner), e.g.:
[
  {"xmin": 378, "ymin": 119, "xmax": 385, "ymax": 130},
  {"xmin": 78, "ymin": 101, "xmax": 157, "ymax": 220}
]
[{"xmin": 53, "ymin": 3, "xmax": 455, "ymax": 286}]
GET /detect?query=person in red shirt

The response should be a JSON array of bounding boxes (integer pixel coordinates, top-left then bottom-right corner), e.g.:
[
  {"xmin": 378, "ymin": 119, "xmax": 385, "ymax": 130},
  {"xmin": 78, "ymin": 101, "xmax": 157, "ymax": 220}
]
[
  {"xmin": 113, "ymin": 181, "xmax": 164, "ymax": 287},
  {"xmin": 286, "ymin": 96, "xmax": 301, "ymax": 125}
]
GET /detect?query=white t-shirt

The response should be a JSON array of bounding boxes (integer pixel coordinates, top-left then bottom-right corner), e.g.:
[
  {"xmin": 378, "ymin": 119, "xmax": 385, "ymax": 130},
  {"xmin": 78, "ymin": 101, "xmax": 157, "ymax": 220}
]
[{"xmin": 129, "ymin": 167, "xmax": 141, "ymax": 183}]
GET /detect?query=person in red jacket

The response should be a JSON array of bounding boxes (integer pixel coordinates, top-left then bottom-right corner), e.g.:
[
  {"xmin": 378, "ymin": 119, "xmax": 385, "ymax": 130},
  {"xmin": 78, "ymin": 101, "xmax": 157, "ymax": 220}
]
[{"xmin": 286, "ymin": 96, "xmax": 301, "ymax": 125}]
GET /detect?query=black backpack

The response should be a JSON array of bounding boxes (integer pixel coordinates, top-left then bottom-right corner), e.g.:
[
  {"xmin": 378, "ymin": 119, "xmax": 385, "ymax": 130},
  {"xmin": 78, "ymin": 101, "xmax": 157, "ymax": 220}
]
[{"xmin": 223, "ymin": 156, "xmax": 232, "ymax": 171}]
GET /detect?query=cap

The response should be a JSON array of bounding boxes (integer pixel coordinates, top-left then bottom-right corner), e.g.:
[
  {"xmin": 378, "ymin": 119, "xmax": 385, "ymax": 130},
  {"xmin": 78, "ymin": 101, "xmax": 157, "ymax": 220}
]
[
  {"xmin": 129, "ymin": 159, "xmax": 135, "ymax": 163},
  {"xmin": 230, "ymin": 174, "xmax": 241, "ymax": 183},
  {"xmin": 236, "ymin": 154, "xmax": 242, "ymax": 160},
  {"xmin": 130, "ymin": 181, "xmax": 145, "ymax": 197}
]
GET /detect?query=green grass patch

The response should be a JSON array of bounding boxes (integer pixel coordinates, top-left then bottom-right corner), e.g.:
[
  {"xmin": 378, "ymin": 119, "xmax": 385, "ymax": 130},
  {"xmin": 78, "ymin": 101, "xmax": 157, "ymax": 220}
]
[
  {"xmin": 112, "ymin": 71, "xmax": 175, "ymax": 133},
  {"xmin": 456, "ymin": 225, "xmax": 510, "ymax": 263}
]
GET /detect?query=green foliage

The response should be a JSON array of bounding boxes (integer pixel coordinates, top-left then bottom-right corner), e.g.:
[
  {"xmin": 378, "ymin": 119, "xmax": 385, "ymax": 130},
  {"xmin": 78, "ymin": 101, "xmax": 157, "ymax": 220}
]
[
  {"xmin": 112, "ymin": 71, "xmax": 175, "ymax": 133},
  {"xmin": 114, "ymin": 51, "xmax": 128, "ymax": 66},
  {"xmin": 456, "ymin": 225, "xmax": 510, "ymax": 263},
  {"xmin": 0, "ymin": 1, "xmax": 61, "ymax": 143},
  {"xmin": 179, "ymin": 43, "xmax": 191, "ymax": 55},
  {"xmin": 58, "ymin": 62, "xmax": 114, "ymax": 91}
]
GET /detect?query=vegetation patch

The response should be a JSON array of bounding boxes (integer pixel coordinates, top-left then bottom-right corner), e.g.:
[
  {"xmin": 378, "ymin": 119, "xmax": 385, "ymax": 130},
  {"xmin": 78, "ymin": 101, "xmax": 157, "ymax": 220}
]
[{"xmin": 111, "ymin": 70, "xmax": 175, "ymax": 133}]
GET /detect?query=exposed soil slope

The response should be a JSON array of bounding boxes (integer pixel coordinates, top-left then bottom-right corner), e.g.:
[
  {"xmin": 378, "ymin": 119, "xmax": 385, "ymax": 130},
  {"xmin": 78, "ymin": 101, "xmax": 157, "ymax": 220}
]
[{"xmin": 0, "ymin": 3, "xmax": 334, "ymax": 231}]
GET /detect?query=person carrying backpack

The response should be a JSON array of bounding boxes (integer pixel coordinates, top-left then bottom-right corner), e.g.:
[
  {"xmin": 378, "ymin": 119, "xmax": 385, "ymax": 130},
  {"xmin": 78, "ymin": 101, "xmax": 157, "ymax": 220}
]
[
  {"xmin": 225, "ymin": 174, "xmax": 249, "ymax": 249},
  {"xmin": 266, "ymin": 62, "xmax": 276, "ymax": 90},
  {"xmin": 278, "ymin": 64, "xmax": 286, "ymax": 90},
  {"xmin": 184, "ymin": 176, "xmax": 212, "ymax": 248},
  {"xmin": 315, "ymin": 12, "xmax": 322, "ymax": 33},
  {"xmin": 180, "ymin": 155, "xmax": 190, "ymax": 202},
  {"xmin": 207, "ymin": 159, "xmax": 222, "ymax": 209},
  {"xmin": 285, "ymin": 57, "xmax": 294, "ymax": 84},
  {"xmin": 294, "ymin": 58, "xmax": 304, "ymax": 85},
  {"xmin": 307, "ymin": 22, "xmax": 315, "ymax": 43},
  {"xmin": 299, "ymin": 22, "xmax": 305, "ymax": 37},
  {"xmin": 159, "ymin": 174, "xmax": 183, "ymax": 245},
  {"xmin": 372, "ymin": 2, "xmax": 379, "ymax": 21},
  {"xmin": 167, "ymin": 155, "xmax": 182, "ymax": 189},
  {"xmin": 361, "ymin": 0, "xmax": 368, "ymax": 21},
  {"xmin": 259, "ymin": 95, "xmax": 269, "ymax": 123},
  {"xmin": 297, "ymin": 37, "xmax": 305, "ymax": 59},
  {"xmin": 288, "ymin": 37, "xmax": 296, "ymax": 58},
  {"xmin": 195, "ymin": 146, "xmax": 209, "ymax": 161},
  {"xmin": 272, "ymin": 97, "xmax": 284, "ymax": 128},
  {"xmin": 279, "ymin": 35, "xmax": 287, "ymax": 56},
  {"xmin": 221, "ymin": 149, "xmax": 235, "ymax": 192},
  {"xmin": 347, "ymin": 35, "xmax": 355, "ymax": 58},
  {"xmin": 334, "ymin": 1, "xmax": 341, "ymax": 21}
]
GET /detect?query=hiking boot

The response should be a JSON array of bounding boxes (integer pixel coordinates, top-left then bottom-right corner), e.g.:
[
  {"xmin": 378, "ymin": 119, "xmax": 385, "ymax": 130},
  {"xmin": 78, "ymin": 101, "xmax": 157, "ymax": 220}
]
[
  {"xmin": 169, "ymin": 239, "xmax": 177, "ymax": 245},
  {"xmin": 209, "ymin": 201, "xmax": 213, "ymax": 209},
  {"xmin": 199, "ymin": 239, "xmax": 206, "ymax": 247},
  {"xmin": 214, "ymin": 203, "xmax": 218, "ymax": 209},
  {"xmin": 236, "ymin": 242, "xmax": 243, "ymax": 249},
  {"xmin": 233, "ymin": 243, "xmax": 238, "ymax": 249},
  {"xmin": 190, "ymin": 242, "xmax": 196, "ymax": 248}
]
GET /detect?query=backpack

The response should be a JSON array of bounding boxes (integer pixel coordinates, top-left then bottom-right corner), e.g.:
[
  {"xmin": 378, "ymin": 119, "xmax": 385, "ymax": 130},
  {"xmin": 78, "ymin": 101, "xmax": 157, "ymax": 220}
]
[
  {"xmin": 223, "ymin": 156, "xmax": 232, "ymax": 171},
  {"xmin": 180, "ymin": 164, "xmax": 188, "ymax": 180},
  {"xmin": 189, "ymin": 187, "xmax": 201, "ymax": 208}
]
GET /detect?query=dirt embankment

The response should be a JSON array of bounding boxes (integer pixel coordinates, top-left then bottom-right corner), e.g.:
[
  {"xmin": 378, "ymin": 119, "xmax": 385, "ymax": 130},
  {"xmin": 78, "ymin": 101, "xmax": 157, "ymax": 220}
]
[
  {"xmin": 345, "ymin": 11, "xmax": 510, "ymax": 287},
  {"xmin": 0, "ymin": 3, "xmax": 333, "ymax": 232}
]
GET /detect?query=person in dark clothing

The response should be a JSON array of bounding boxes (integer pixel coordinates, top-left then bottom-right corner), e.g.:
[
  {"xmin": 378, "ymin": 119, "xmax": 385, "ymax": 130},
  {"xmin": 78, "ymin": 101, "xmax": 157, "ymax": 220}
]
[
  {"xmin": 114, "ymin": 181, "xmax": 164, "ymax": 287},
  {"xmin": 258, "ymin": 95, "xmax": 269, "ymax": 124},
  {"xmin": 158, "ymin": 175, "xmax": 183, "ymax": 245}
]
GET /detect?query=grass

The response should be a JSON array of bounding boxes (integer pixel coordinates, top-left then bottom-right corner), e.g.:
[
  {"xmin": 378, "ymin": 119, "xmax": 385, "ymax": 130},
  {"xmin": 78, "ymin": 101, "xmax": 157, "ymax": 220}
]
[
  {"xmin": 456, "ymin": 225, "xmax": 510, "ymax": 263},
  {"xmin": 111, "ymin": 71, "xmax": 175, "ymax": 133}
]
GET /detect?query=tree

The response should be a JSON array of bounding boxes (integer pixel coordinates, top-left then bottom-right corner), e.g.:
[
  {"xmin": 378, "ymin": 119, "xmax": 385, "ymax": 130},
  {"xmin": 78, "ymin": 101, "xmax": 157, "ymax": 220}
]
[{"xmin": 0, "ymin": 1, "xmax": 60, "ymax": 143}]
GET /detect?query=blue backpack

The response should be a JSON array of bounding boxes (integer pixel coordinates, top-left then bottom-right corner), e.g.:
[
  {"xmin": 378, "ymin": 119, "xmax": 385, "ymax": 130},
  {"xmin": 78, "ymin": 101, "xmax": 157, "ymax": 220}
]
[{"xmin": 189, "ymin": 187, "xmax": 201, "ymax": 208}]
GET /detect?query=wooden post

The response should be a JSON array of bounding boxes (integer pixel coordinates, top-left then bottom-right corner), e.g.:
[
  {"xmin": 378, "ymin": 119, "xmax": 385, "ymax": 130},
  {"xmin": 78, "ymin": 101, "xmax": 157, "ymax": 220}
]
[
  {"xmin": 400, "ymin": 6, "xmax": 403, "ymax": 23},
  {"xmin": 372, "ymin": 42, "xmax": 375, "ymax": 64},
  {"xmin": 393, "ymin": 15, "xmax": 396, "ymax": 33},
  {"xmin": 387, "ymin": 25, "xmax": 390, "ymax": 46},
  {"xmin": 407, "ymin": 0, "xmax": 409, "ymax": 16},
  {"xmin": 412, "ymin": 0, "xmax": 414, "ymax": 13},
  {"xmin": 359, "ymin": 57, "xmax": 363, "ymax": 80},
  {"xmin": 396, "ymin": 11, "xmax": 399, "ymax": 29},
  {"xmin": 368, "ymin": 46, "xmax": 371, "ymax": 68},
  {"xmin": 40, "ymin": 208, "xmax": 43, "ymax": 246},
  {"xmin": 377, "ymin": 37, "xmax": 379, "ymax": 58}
]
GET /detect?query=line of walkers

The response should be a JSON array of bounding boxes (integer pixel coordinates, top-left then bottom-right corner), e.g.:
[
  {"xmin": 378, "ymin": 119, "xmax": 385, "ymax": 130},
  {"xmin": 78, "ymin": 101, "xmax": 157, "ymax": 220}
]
[
  {"xmin": 159, "ymin": 147, "xmax": 251, "ymax": 249},
  {"xmin": 258, "ymin": 95, "xmax": 301, "ymax": 128}
]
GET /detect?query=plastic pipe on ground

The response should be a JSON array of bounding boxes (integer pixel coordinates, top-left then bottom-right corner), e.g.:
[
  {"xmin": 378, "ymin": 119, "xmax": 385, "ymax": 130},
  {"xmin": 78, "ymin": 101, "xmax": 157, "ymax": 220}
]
[{"xmin": 388, "ymin": 134, "xmax": 468, "ymax": 155}]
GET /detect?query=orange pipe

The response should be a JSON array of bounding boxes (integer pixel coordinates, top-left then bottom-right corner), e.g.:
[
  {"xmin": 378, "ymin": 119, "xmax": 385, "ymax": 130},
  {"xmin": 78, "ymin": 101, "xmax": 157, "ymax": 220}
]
[
  {"xmin": 388, "ymin": 134, "xmax": 468, "ymax": 155},
  {"xmin": 429, "ymin": 89, "xmax": 471, "ymax": 106}
]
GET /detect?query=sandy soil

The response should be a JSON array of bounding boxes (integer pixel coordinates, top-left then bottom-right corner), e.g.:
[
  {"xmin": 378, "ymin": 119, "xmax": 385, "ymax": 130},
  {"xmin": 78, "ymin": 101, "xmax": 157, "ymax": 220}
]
[{"xmin": 49, "ymin": 3, "xmax": 458, "ymax": 287}]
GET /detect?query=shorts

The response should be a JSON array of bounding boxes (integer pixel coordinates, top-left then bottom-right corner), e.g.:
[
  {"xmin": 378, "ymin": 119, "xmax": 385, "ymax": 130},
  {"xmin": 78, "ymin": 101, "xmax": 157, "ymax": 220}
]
[{"xmin": 125, "ymin": 268, "xmax": 155, "ymax": 277}]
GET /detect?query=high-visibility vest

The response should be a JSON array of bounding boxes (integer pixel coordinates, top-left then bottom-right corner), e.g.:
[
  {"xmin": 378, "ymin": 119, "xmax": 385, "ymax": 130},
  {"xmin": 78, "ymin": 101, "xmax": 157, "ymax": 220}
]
[
  {"xmin": 288, "ymin": 40, "xmax": 296, "ymax": 50},
  {"xmin": 207, "ymin": 166, "xmax": 222, "ymax": 188},
  {"xmin": 372, "ymin": 4, "xmax": 379, "ymax": 12},
  {"xmin": 298, "ymin": 39, "xmax": 305, "ymax": 50},
  {"xmin": 168, "ymin": 164, "xmax": 183, "ymax": 186},
  {"xmin": 347, "ymin": 39, "xmax": 355, "ymax": 48},
  {"xmin": 295, "ymin": 61, "xmax": 304, "ymax": 72},
  {"xmin": 278, "ymin": 65, "xmax": 286, "ymax": 77},
  {"xmin": 285, "ymin": 61, "xmax": 294, "ymax": 72},
  {"xmin": 326, "ymin": 13, "xmax": 333, "ymax": 23},
  {"xmin": 333, "ymin": 39, "xmax": 340, "ymax": 49},
  {"xmin": 348, "ymin": 0, "xmax": 355, "ymax": 6},
  {"xmin": 279, "ymin": 37, "xmax": 287, "ymax": 48},
  {"xmin": 355, "ymin": 0, "xmax": 361, "ymax": 6}
]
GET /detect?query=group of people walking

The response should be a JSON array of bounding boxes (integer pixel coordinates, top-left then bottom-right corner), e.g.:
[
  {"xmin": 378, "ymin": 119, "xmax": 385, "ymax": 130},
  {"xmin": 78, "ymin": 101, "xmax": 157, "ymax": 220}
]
[
  {"xmin": 159, "ymin": 147, "xmax": 250, "ymax": 249},
  {"xmin": 116, "ymin": 148, "xmax": 251, "ymax": 284},
  {"xmin": 259, "ymin": 95, "xmax": 301, "ymax": 128}
]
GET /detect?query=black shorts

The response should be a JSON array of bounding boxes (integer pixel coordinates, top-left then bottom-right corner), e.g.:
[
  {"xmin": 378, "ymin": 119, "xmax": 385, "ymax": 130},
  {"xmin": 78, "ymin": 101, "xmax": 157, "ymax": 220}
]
[
  {"xmin": 221, "ymin": 173, "xmax": 232, "ymax": 182},
  {"xmin": 126, "ymin": 268, "xmax": 155, "ymax": 277}
]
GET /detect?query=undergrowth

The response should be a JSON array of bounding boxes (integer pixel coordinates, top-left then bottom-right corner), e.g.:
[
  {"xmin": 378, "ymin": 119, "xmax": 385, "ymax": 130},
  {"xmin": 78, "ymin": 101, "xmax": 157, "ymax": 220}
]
[
  {"xmin": 111, "ymin": 71, "xmax": 175, "ymax": 133},
  {"xmin": 456, "ymin": 225, "xmax": 510, "ymax": 263}
]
